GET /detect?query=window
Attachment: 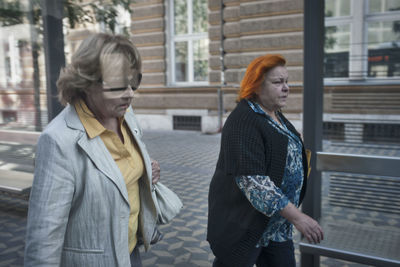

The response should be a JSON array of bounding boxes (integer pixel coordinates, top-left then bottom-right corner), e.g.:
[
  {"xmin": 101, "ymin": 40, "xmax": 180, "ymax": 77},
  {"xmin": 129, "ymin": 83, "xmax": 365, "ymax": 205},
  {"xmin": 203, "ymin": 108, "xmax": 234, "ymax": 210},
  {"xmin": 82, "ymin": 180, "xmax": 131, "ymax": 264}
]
[
  {"xmin": 324, "ymin": 0, "xmax": 400, "ymax": 81},
  {"xmin": 2, "ymin": 35, "xmax": 23, "ymax": 87},
  {"xmin": 169, "ymin": 0, "xmax": 209, "ymax": 85}
]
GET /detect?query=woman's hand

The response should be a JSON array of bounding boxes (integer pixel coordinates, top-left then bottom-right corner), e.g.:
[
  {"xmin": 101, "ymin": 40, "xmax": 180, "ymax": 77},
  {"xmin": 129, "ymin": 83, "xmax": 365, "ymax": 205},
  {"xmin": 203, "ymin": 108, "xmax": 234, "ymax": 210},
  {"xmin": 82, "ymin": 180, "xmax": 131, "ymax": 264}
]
[
  {"xmin": 151, "ymin": 159, "xmax": 160, "ymax": 184},
  {"xmin": 280, "ymin": 202, "xmax": 324, "ymax": 244},
  {"xmin": 292, "ymin": 212, "xmax": 324, "ymax": 244}
]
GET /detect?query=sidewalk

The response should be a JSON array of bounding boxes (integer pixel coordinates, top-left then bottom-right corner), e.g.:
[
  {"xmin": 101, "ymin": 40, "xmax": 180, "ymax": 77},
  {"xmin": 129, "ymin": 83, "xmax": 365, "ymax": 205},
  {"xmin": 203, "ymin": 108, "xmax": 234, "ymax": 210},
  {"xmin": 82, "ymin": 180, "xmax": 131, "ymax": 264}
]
[{"xmin": 0, "ymin": 130, "xmax": 399, "ymax": 266}]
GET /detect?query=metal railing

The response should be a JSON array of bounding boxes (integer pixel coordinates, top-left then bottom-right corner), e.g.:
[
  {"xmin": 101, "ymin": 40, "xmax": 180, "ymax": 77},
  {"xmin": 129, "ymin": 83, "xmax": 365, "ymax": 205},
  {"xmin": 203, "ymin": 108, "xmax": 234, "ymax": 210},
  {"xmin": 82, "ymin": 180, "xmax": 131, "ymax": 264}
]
[{"xmin": 299, "ymin": 152, "xmax": 400, "ymax": 267}]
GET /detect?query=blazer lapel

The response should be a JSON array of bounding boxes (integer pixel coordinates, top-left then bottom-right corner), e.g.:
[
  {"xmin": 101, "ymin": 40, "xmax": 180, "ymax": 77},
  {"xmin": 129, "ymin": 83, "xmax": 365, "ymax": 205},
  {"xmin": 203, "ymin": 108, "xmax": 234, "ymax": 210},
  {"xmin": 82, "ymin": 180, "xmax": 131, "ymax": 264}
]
[
  {"xmin": 64, "ymin": 105, "xmax": 130, "ymax": 205},
  {"xmin": 78, "ymin": 136, "xmax": 129, "ymax": 205}
]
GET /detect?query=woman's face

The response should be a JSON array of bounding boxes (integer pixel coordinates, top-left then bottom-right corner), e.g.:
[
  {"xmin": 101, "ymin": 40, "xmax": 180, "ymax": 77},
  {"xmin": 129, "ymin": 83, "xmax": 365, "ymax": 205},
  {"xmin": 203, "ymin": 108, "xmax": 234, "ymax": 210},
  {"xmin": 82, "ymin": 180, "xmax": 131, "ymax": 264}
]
[
  {"xmin": 88, "ymin": 56, "xmax": 141, "ymax": 119},
  {"xmin": 255, "ymin": 65, "xmax": 289, "ymax": 113}
]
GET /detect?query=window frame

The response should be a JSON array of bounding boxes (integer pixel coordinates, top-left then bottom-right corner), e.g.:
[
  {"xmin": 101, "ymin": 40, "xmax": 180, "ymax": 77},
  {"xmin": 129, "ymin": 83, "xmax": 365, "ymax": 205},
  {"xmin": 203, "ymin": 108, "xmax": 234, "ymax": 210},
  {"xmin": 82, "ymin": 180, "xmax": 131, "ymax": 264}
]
[
  {"xmin": 167, "ymin": 0, "xmax": 209, "ymax": 86},
  {"xmin": 324, "ymin": 0, "xmax": 400, "ymax": 85}
]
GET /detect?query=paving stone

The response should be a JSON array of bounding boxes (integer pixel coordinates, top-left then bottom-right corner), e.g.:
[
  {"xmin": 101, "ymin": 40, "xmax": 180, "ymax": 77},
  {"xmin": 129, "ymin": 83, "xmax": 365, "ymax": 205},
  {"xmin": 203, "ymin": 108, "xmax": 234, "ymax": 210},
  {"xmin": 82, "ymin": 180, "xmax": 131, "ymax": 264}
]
[
  {"xmin": 0, "ymin": 131, "xmax": 399, "ymax": 267},
  {"xmin": 167, "ymin": 241, "xmax": 184, "ymax": 251}
]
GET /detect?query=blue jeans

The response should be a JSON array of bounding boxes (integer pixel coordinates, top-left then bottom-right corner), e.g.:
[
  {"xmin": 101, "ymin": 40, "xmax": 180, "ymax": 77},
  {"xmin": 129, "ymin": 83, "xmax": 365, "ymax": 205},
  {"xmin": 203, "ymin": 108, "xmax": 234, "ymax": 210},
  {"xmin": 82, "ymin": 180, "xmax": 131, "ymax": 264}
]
[{"xmin": 213, "ymin": 240, "xmax": 295, "ymax": 267}]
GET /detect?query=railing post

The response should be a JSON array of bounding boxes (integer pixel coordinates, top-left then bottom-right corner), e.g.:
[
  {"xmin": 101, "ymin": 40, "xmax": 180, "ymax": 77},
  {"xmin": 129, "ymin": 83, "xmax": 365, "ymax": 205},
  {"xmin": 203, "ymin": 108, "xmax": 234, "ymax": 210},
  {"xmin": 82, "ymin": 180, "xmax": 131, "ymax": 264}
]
[
  {"xmin": 301, "ymin": 0, "xmax": 325, "ymax": 266},
  {"xmin": 41, "ymin": 0, "xmax": 65, "ymax": 123},
  {"xmin": 218, "ymin": 0, "xmax": 226, "ymax": 132}
]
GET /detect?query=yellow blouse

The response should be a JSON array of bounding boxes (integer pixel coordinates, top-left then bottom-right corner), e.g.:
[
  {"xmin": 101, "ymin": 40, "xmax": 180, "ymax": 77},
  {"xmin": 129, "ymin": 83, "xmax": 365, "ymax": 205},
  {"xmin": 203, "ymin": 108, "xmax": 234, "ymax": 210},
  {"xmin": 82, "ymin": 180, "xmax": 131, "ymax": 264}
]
[{"xmin": 75, "ymin": 100, "xmax": 144, "ymax": 252}]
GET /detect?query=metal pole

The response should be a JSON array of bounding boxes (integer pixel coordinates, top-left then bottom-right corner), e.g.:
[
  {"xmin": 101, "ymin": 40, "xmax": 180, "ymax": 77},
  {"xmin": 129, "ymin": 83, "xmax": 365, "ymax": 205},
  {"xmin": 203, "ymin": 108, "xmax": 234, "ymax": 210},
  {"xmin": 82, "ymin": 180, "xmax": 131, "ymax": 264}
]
[
  {"xmin": 218, "ymin": 0, "xmax": 226, "ymax": 132},
  {"xmin": 27, "ymin": 0, "xmax": 42, "ymax": 131},
  {"xmin": 41, "ymin": 0, "xmax": 65, "ymax": 123},
  {"xmin": 301, "ymin": 0, "xmax": 324, "ymax": 266}
]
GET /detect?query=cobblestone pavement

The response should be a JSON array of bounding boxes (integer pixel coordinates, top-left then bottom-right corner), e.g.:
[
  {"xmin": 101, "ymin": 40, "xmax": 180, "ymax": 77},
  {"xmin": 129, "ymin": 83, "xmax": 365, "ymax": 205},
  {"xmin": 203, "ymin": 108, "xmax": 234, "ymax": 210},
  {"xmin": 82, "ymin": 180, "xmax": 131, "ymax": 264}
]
[{"xmin": 0, "ymin": 130, "xmax": 399, "ymax": 266}]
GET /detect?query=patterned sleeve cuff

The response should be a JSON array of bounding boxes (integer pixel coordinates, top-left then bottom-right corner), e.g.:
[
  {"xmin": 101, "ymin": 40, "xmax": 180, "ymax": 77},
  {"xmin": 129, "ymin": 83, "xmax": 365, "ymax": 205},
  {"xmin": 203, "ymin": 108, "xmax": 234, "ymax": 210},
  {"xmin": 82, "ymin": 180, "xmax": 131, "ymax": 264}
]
[
  {"xmin": 276, "ymin": 194, "xmax": 290, "ymax": 213},
  {"xmin": 235, "ymin": 175, "xmax": 290, "ymax": 217}
]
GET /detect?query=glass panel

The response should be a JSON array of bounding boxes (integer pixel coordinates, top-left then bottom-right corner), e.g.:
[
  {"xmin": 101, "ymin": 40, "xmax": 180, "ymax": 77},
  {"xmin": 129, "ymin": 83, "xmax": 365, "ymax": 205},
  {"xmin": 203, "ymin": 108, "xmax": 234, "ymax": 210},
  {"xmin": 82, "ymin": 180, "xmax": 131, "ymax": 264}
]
[
  {"xmin": 193, "ymin": 39, "xmax": 209, "ymax": 81},
  {"xmin": 339, "ymin": 0, "xmax": 351, "ymax": 16},
  {"xmin": 0, "ymin": 1, "xmax": 46, "ymax": 130},
  {"xmin": 175, "ymin": 41, "xmax": 188, "ymax": 82},
  {"xmin": 367, "ymin": 20, "xmax": 400, "ymax": 77},
  {"xmin": 193, "ymin": 0, "xmax": 208, "ymax": 33},
  {"xmin": 174, "ymin": 0, "xmax": 188, "ymax": 35},
  {"xmin": 369, "ymin": 0, "xmax": 400, "ymax": 13},
  {"xmin": 325, "ymin": 0, "xmax": 351, "ymax": 17},
  {"xmin": 324, "ymin": 25, "xmax": 351, "ymax": 77}
]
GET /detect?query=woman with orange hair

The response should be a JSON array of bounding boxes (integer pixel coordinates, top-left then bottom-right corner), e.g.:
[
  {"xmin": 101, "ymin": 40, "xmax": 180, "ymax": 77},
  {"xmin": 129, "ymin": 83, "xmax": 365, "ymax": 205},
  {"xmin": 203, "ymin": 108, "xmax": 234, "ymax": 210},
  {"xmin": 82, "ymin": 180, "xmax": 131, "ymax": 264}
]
[{"xmin": 207, "ymin": 54, "xmax": 323, "ymax": 267}]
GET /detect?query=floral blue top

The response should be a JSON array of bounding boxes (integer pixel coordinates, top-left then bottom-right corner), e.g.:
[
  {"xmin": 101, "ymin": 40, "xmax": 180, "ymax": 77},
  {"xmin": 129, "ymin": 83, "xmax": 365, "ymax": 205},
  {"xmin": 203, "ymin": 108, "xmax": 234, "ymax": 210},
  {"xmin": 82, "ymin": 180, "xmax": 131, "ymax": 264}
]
[{"xmin": 235, "ymin": 100, "xmax": 304, "ymax": 247}]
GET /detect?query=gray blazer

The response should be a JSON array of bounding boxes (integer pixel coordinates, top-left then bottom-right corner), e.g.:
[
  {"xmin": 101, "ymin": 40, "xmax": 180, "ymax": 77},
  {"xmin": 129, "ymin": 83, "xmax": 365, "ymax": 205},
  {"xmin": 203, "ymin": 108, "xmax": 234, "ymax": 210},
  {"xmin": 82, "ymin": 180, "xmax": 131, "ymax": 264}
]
[{"xmin": 24, "ymin": 105, "xmax": 157, "ymax": 267}]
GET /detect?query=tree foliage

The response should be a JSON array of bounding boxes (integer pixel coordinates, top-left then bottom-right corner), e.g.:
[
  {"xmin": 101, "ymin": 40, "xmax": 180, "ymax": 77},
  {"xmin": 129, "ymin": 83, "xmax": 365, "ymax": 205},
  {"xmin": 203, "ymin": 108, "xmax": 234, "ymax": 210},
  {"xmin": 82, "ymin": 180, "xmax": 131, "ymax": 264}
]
[
  {"xmin": 0, "ymin": 0, "xmax": 132, "ymax": 130},
  {"xmin": 64, "ymin": 0, "xmax": 132, "ymax": 34},
  {"xmin": 0, "ymin": 0, "xmax": 132, "ymax": 35},
  {"xmin": 0, "ymin": 1, "xmax": 24, "ymax": 26}
]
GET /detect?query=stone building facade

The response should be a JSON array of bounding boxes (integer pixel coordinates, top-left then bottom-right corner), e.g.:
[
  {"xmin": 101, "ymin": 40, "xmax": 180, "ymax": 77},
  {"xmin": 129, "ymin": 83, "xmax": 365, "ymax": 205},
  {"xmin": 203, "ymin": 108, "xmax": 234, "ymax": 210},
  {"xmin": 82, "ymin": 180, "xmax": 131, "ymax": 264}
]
[
  {"xmin": 1, "ymin": 0, "xmax": 399, "ymax": 144},
  {"xmin": 125, "ymin": 0, "xmax": 306, "ymax": 133},
  {"xmin": 125, "ymin": 0, "xmax": 400, "ymax": 144}
]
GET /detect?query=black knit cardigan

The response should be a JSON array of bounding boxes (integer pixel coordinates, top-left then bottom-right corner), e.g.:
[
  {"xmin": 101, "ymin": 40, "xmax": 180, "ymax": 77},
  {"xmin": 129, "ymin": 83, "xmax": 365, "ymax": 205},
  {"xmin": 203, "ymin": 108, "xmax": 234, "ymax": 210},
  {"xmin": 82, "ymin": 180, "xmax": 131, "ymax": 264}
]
[{"xmin": 207, "ymin": 99, "xmax": 308, "ymax": 267}]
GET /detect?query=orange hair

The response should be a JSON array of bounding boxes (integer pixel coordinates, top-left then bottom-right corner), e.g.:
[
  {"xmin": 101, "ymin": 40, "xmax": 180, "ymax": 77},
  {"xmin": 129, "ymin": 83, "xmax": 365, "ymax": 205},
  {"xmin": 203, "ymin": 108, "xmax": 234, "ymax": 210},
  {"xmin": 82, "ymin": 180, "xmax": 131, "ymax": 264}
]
[{"xmin": 238, "ymin": 54, "xmax": 286, "ymax": 101}]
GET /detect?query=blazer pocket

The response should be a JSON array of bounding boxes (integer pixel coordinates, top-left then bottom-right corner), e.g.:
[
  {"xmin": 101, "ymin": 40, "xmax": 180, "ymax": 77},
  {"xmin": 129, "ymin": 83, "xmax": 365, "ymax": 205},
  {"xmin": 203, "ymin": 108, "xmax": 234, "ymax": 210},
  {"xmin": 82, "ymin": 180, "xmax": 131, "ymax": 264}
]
[{"xmin": 63, "ymin": 246, "xmax": 104, "ymax": 254}]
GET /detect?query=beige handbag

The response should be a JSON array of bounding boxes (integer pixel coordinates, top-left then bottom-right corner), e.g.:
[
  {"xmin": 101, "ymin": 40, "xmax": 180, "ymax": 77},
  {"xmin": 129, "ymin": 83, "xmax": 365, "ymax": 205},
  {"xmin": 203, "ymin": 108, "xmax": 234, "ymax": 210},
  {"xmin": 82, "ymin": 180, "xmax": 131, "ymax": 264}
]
[{"xmin": 153, "ymin": 182, "xmax": 183, "ymax": 224}]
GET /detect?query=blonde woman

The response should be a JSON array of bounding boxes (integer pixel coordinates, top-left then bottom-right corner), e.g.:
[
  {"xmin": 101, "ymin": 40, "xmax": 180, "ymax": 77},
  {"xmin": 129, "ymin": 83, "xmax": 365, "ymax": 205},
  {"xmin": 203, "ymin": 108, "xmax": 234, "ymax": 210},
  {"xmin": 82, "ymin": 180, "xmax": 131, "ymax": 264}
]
[{"xmin": 25, "ymin": 33, "xmax": 160, "ymax": 267}]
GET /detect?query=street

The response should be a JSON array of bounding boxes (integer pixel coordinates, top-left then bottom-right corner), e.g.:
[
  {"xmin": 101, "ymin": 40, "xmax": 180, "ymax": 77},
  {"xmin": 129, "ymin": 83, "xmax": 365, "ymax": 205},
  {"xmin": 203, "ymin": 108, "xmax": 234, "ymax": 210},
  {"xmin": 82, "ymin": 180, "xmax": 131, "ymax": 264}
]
[{"xmin": 1, "ymin": 130, "xmax": 399, "ymax": 266}]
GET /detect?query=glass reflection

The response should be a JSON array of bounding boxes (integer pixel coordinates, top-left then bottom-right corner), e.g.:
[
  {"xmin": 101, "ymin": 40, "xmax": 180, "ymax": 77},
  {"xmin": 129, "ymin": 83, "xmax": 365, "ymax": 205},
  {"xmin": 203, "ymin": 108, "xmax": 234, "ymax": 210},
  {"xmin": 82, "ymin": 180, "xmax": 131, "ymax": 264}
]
[
  {"xmin": 175, "ymin": 41, "xmax": 188, "ymax": 82},
  {"xmin": 174, "ymin": 0, "xmax": 188, "ymax": 35},
  {"xmin": 0, "ymin": 1, "xmax": 44, "ymax": 129},
  {"xmin": 325, "ymin": 0, "xmax": 351, "ymax": 17},
  {"xmin": 324, "ymin": 25, "xmax": 351, "ymax": 78},
  {"xmin": 193, "ymin": 39, "xmax": 209, "ymax": 81},
  {"xmin": 193, "ymin": 0, "xmax": 208, "ymax": 33},
  {"xmin": 369, "ymin": 0, "xmax": 400, "ymax": 13},
  {"xmin": 368, "ymin": 20, "xmax": 400, "ymax": 77}
]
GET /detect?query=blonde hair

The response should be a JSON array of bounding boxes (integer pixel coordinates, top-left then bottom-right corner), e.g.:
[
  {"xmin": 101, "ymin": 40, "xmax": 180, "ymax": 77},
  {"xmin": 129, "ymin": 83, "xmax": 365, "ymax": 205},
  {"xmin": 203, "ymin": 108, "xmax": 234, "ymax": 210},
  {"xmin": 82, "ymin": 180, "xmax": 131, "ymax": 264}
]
[{"xmin": 57, "ymin": 32, "xmax": 142, "ymax": 105}]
